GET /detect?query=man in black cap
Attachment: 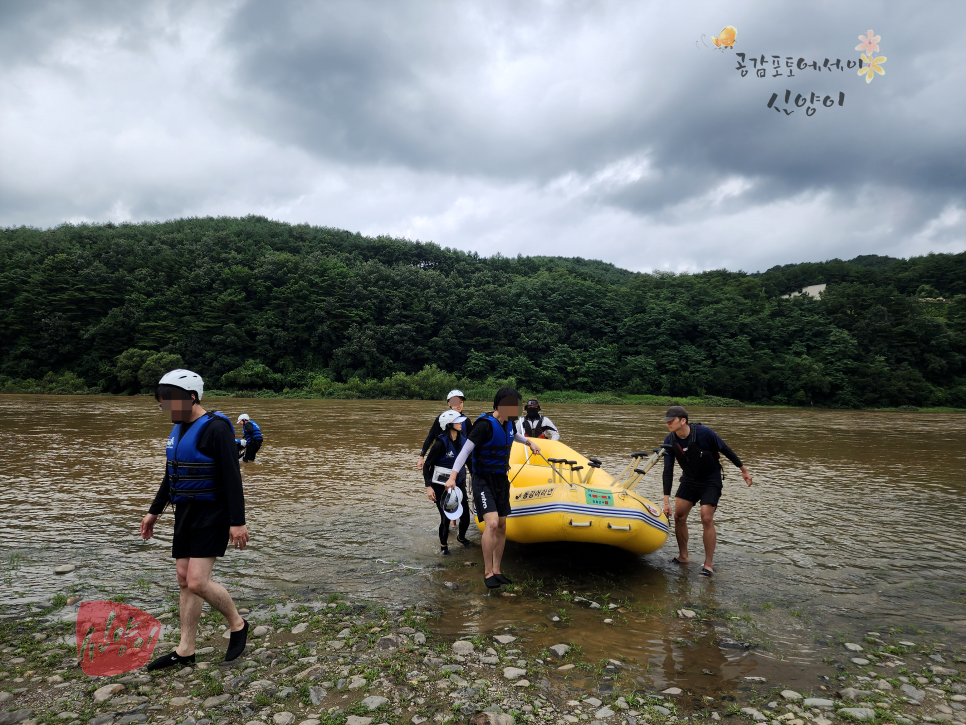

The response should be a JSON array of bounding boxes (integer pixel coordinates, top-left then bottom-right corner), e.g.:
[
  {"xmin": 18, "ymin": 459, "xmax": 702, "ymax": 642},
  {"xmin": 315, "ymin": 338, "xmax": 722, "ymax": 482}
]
[
  {"xmin": 660, "ymin": 406, "xmax": 752, "ymax": 577},
  {"xmin": 516, "ymin": 398, "xmax": 559, "ymax": 440}
]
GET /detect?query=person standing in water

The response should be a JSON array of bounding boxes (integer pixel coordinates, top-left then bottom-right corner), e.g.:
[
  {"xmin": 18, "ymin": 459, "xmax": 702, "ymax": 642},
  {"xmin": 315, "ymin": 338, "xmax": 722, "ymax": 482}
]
[
  {"xmin": 660, "ymin": 406, "xmax": 753, "ymax": 578},
  {"xmin": 515, "ymin": 398, "xmax": 559, "ymax": 440},
  {"xmin": 446, "ymin": 387, "xmax": 541, "ymax": 589},
  {"xmin": 417, "ymin": 390, "xmax": 471, "ymax": 471},
  {"xmin": 140, "ymin": 369, "xmax": 249, "ymax": 669},
  {"xmin": 423, "ymin": 409, "xmax": 473, "ymax": 554},
  {"xmin": 235, "ymin": 413, "xmax": 262, "ymax": 462}
]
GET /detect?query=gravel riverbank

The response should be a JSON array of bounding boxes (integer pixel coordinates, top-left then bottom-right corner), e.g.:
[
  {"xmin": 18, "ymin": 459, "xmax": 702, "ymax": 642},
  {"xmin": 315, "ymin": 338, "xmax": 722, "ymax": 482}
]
[{"xmin": 1, "ymin": 597, "xmax": 964, "ymax": 725}]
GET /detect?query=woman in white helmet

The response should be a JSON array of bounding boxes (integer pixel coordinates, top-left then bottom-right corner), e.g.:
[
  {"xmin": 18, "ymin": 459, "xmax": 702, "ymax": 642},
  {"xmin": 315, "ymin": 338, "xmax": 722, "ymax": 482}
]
[
  {"xmin": 139, "ymin": 369, "xmax": 250, "ymax": 669},
  {"xmin": 422, "ymin": 409, "xmax": 473, "ymax": 554}
]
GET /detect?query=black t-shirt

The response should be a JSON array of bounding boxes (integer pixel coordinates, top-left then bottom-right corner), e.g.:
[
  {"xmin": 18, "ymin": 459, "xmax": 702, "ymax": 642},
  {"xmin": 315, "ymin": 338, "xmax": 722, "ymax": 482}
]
[{"xmin": 149, "ymin": 412, "xmax": 246, "ymax": 526}]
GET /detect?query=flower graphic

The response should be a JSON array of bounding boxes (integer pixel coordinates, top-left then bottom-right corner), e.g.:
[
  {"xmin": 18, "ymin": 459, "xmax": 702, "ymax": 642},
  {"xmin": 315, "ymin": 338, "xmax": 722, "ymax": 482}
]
[
  {"xmin": 858, "ymin": 52, "xmax": 886, "ymax": 83},
  {"xmin": 855, "ymin": 30, "xmax": 880, "ymax": 53}
]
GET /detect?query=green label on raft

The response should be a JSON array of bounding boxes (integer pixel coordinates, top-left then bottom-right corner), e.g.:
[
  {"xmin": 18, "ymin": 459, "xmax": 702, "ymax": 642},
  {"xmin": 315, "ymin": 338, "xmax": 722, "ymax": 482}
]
[{"xmin": 585, "ymin": 489, "xmax": 614, "ymax": 506}]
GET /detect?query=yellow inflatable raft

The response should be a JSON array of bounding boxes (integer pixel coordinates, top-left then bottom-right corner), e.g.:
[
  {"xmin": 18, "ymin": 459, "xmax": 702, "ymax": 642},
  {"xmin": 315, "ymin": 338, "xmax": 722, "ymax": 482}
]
[{"xmin": 473, "ymin": 439, "xmax": 670, "ymax": 555}]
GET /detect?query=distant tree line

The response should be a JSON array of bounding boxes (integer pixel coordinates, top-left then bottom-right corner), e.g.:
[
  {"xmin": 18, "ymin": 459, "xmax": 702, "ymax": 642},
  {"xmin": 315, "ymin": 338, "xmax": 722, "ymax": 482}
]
[{"xmin": 1, "ymin": 216, "xmax": 964, "ymax": 408}]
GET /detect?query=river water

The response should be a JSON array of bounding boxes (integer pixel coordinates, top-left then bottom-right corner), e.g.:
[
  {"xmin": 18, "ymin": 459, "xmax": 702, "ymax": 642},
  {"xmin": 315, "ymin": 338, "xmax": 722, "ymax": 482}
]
[{"xmin": 2, "ymin": 396, "xmax": 965, "ymax": 693}]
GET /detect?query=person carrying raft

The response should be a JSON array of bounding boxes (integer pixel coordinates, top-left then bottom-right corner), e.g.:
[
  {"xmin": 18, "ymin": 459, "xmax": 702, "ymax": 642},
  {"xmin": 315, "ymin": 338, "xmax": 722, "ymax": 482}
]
[
  {"xmin": 417, "ymin": 389, "xmax": 471, "ymax": 470},
  {"xmin": 422, "ymin": 410, "xmax": 473, "ymax": 555},
  {"xmin": 446, "ymin": 387, "xmax": 541, "ymax": 590},
  {"xmin": 515, "ymin": 398, "xmax": 559, "ymax": 440},
  {"xmin": 660, "ymin": 406, "xmax": 753, "ymax": 578}
]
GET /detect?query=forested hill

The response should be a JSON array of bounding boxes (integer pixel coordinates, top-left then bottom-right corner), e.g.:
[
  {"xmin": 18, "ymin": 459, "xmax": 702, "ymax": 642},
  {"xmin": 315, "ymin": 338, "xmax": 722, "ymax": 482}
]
[{"xmin": 1, "ymin": 216, "xmax": 964, "ymax": 409}]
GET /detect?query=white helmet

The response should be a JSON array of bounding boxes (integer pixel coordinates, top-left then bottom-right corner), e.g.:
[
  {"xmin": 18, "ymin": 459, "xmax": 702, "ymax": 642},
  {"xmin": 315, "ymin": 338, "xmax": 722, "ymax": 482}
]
[
  {"xmin": 237, "ymin": 413, "xmax": 250, "ymax": 424},
  {"xmin": 438, "ymin": 409, "xmax": 467, "ymax": 427},
  {"xmin": 446, "ymin": 389, "xmax": 465, "ymax": 401},
  {"xmin": 157, "ymin": 369, "xmax": 204, "ymax": 400}
]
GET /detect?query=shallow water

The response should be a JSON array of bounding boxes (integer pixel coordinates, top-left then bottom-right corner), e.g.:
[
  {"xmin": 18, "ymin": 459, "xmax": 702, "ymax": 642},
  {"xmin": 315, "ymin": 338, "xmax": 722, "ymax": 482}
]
[{"xmin": 2, "ymin": 396, "xmax": 964, "ymax": 690}]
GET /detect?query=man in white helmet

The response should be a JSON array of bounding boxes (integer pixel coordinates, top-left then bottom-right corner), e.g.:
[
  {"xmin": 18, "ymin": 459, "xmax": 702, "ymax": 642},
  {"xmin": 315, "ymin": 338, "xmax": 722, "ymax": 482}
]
[
  {"xmin": 235, "ymin": 413, "xmax": 263, "ymax": 462},
  {"xmin": 140, "ymin": 369, "xmax": 250, "ymax": 670},
  {"xmin": 416, "ymin": 389, "xmax": 472, "ymax": 471}
]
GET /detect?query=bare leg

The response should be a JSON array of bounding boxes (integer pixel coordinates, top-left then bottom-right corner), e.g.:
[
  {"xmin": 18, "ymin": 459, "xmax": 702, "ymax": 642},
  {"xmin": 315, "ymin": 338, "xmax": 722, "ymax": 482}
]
[
  {"xmin": 673, "ymin": 498, "xmax": 695, "ymax": 563},
  {"xmin": 184, "ymin": 557, "xmax": 245, "ymax": 636},
  {"xmin": 700, "ymin": 504, "xmax": 717, "ymax": 571},
  {"xmin": 175, "ymin": 558, "xmax": 202, "ymax": 656},
  {"xmin": 490, "ymin": 516, "xmax": 507, "ymax": 575},
  {"xmin": 481, "ymin": 512, "xmax": 501, "ymax": 577}
]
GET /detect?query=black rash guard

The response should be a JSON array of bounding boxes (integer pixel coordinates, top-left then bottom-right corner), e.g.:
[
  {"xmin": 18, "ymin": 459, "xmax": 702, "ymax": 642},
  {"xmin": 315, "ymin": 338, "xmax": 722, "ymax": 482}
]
[
  {"xmin": 149, "ymin": 412, "xmax": 246, "ymax": 526},
  {"xmin": 422, "ymin": 434, "xmax": 467, "ymax": 487},
  {"xmin": 662, "ymin": 424, "xmax": 743, "ymax": 496}
]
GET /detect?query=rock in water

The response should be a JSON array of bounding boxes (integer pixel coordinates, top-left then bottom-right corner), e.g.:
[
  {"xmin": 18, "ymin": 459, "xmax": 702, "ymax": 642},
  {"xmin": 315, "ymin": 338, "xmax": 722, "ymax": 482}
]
[
  {"xmin": 781, "ymin": 690, "xmax": 803, "ymax": 701},
  {"xmin": 494, "ymin": 635, "xmax": 516, "ymax": 644},
  {"xmin": 740, "ymin": 709, "xmax": 767, "ymax": 722},
  {"xmin": 548, "ymin": 644, "xmax": 570, "ymax": 659}
]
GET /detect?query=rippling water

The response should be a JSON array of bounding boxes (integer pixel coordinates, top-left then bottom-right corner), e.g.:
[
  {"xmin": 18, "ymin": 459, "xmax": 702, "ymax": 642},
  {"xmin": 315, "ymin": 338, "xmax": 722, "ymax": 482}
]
[{"xmin": 2, "ymin": 395, "xmax": 964, "ymax": 686}]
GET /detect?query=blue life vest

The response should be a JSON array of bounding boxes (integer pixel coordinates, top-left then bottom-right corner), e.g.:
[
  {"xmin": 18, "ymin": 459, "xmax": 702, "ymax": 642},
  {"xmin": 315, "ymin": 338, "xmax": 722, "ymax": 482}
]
[
  {"xmin": 244, "ymin": 420, "xmax": 262, "ymax": 443},
  {"xmin": 166, "ymin": 411, "xmax": 235, "ymax": 503},
  {"xmin": 436, "ymin": 432, "xmax": 467, "ymax": 485},
  {"xmin": 471, "ymin": 414, "xmax": 514, "ymax": 476}
]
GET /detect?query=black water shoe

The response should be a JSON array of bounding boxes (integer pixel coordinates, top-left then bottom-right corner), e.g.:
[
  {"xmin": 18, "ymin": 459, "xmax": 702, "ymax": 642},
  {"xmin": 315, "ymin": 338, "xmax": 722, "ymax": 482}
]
[
  {"xmin": 440, "ymin": 547, "xmax": 451, "ymax": 556},
  {"xmin": 495, "ymin": 574, "xmax": 512, "ymax": 585},
  {"xmin": 224, "ymin": 619, "xmax": 248, "ymax": 662},
  {"xmin": 484, "ymin": 576, "xmax": 502, "ymax": 589},
  {"xmin": 455, "ymin": 536, "xmax": 474, "ymax": 547},
  {"xmin": 146, "ymin": 651, "xmax": 195, "ymax": 671}
]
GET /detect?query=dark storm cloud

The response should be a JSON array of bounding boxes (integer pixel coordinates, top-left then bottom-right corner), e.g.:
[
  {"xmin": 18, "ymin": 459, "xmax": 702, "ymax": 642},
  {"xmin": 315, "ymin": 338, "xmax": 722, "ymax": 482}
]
[{"xmin": 0, "ymin": 0, "xmax": 963, "ymax": 271}]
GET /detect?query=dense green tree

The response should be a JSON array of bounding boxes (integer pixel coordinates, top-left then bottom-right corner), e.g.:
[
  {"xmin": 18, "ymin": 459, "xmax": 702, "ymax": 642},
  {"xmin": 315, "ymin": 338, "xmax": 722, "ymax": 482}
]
[{"xmin": 0, "ymin": 216, "xmax": 963, "ymax": 408}]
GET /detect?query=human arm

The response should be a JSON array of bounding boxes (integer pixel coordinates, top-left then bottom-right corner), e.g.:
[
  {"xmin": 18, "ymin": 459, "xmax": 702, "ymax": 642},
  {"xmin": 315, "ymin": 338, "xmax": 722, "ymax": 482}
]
[
  {"xmin": 662, "ymin": 445, "xmax": 674, "ymax": 516},
  {"xmin": 142, "ymin": 468, "xmax": 170, "ymax": 539},
  {"xmin": 542, "ymin": 416, "xmax": 559, "ymax": 441},
  {"xmin": 204, "ymin": 419, "xmax": 247, "ymax": 526},
  {"xmin": 445, "ymin": 422, "xmax": 492, "ymax": 488},
  {"xmin": 418, "ymin": 419, "xmax": 443, "ymax": 469},
  {"xmin": 513, "ymin": 430, "xmax": 541, "ymax": 455},
  {"xmin": 708, "ymin": 430, "xmax": 752, "ymax": 486},
  {"xmin": 423, "ymin": 441, "xmax": 443, "ymax": 486}
]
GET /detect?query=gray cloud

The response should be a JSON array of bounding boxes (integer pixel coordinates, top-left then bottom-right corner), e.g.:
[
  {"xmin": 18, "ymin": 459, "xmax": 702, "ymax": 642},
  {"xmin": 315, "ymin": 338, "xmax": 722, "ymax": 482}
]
[{"xmin": 0, "ymin": 0, "xmax": 963, "ymax": 272}]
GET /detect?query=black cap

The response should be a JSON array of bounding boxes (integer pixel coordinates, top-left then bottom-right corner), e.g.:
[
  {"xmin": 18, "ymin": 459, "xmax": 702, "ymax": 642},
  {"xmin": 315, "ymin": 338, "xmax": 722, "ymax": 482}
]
[{"xmin": 661, "ymin": 406, "xmax": 688, "ymax": 422}]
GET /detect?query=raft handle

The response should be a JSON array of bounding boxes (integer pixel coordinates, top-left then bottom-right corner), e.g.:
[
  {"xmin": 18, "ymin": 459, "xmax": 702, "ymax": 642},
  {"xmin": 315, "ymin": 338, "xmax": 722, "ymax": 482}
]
[
  {"xmin": 568, "ymin": 519, "xmax": 592, "ymax": 528},
  {"xmin": 607, "ymin": 522, "xmax": 631, "ymax": 531}
]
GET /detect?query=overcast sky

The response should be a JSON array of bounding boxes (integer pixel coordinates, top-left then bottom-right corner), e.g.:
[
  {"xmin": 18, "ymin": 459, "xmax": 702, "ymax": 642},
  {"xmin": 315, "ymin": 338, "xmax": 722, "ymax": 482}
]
[{"xmin": 1, "ymin": 1, "xmax": 964, "ymax": 273}]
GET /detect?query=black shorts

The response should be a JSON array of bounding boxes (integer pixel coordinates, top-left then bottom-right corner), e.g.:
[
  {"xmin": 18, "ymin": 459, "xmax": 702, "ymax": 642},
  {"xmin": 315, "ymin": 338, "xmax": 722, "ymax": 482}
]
[
  {"xmin": 171, "ymin": 501, "xmax": 231, "ymax": 559},
  {"xmin": 675, "ymin": 478, "xmax": 723, "ymax": 508},
  {"xmin": 472, "ymin": 473, "xmax": 512, "ymax": 521}
]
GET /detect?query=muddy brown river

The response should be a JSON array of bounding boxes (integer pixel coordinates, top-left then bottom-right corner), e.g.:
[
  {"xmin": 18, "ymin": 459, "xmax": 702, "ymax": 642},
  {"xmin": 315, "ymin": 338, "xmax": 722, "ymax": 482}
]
[{"xmin": 2, "ymin": 396, "xmax": 965, "ymax": 694}]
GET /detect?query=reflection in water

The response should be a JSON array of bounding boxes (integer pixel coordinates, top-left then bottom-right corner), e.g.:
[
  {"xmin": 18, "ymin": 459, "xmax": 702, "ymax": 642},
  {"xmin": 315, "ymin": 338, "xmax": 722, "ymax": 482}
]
[{"xmin": 2, "ymin": 396, "xmax": 964, "ymax": 687}]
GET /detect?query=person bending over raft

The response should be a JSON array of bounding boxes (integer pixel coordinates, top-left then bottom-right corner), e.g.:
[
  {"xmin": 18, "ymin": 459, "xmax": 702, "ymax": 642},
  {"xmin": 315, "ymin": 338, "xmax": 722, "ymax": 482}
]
[
  {"xmin": 423, "ymin": 410, "xmax": 474, "ymax": 554},
  {"xmin": 236, "ymin": 413, "xmax": 262, "ymax": 462},
  {"xmin": 660, "ymin": 405, "xmax": 753, "ymax": 578},
  {"xmin": 515, "ymin": 398, "xmax": 559, "ymax": 440},
  {"xmin": 417, "ymin": 389, "xmax": 471, "ymax": 471},
  {"xmin": 446, "ymin": 387, "xmax": 541, "ymax": 590}
]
